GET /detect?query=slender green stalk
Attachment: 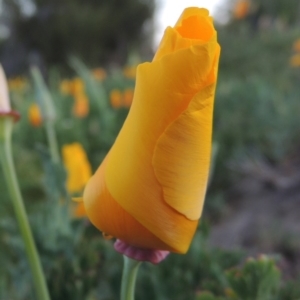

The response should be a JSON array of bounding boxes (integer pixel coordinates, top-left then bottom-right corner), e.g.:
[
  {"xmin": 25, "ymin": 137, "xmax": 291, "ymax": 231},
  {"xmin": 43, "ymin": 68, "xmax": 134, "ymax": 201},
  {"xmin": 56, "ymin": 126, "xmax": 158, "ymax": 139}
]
[
  {"xmin": 30, "ymin": 66, "xmax": 59, "ymax": 164},
  {"xmin": 0, "ymin": 118, "xmax": 50, "ymax": 300},
  {"xmin": 121, "ymin": 256, "xmax": 141, "ymax": 300},
  {"xmin": 45, "ymin": 120, "xmax": 60, "ymax": 164}
]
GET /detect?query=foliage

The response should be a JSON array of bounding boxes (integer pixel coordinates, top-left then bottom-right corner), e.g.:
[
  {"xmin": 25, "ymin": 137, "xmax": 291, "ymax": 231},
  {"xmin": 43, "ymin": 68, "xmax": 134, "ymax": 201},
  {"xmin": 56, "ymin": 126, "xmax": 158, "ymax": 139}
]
[
  {"xmin": 211, "ymin": 9, "xmax": 300, "ymax": 189},
  {"xmin": 228, "ymin": 0, "xmax": 300, "ymax": 29},
  {"xmin": 0, "ymin": 0, "xmax": 155, "ymax": 74},
  {"xmin": 226, "ymin": 255, "xmax": 280, "ymax": 300}
]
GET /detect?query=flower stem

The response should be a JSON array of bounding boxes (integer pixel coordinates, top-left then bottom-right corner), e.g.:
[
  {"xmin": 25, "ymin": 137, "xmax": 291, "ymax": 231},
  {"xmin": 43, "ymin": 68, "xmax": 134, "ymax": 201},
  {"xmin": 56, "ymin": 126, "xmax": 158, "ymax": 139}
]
[
  {"xmin": 0, "ymin": 118, "xmax": 50, "ymax": 300},
  {"xmin": 121, "ymin": 256, "xmax": 141, "ymax": 300},
  {"xmin": 45, "ymin": 120, "xmax": 60, "ymax": 164}
]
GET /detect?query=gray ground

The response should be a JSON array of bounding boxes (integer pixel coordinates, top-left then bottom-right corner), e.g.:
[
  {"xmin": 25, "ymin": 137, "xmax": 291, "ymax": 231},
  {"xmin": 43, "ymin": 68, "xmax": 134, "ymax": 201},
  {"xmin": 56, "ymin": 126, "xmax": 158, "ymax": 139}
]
[{"xmin": 208, "ymin": 154, "xmax": 300, "ymax": 278}]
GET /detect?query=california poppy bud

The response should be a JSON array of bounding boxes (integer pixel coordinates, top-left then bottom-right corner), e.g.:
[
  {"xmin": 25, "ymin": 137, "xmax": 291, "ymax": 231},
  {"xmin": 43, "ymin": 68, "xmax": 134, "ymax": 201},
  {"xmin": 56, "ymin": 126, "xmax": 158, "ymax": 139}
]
[{"xmin": 83, "ymin": 7, "xmax": 220, "ymax": 254}]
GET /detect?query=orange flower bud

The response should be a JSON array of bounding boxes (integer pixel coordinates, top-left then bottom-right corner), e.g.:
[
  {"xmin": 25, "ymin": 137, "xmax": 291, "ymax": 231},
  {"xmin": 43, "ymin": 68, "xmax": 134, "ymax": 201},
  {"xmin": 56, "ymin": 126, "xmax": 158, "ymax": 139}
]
[{"xmin": 83, "ymin": 8, "xmax": 220, "ymax": 253}]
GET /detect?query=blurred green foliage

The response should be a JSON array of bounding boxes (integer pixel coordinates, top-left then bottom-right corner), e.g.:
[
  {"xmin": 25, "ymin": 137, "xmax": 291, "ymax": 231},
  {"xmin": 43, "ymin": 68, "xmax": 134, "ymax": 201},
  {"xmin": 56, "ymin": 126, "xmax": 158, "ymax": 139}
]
[
  {"xmin": 212, "ymin": 9, "xmax": 300, "ymax": 188},
  {"xmin": 1, "ymin": 0, "xmax": 300, "ymax": 299},
  {"xmin": 1, "ymin": 0, "xmax": 154, "ymax": 73}
]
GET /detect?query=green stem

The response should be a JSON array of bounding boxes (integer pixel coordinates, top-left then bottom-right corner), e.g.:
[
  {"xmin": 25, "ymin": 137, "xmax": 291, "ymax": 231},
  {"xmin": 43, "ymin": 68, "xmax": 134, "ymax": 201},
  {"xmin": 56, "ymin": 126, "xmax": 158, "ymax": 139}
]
[
  {"xmin": 45, "ymin": 120, "xmax": 60, "ymax": 164},
  {"xmin": 121, "ymin": 256, "xmax": 141, "ymax": 300},
  {"xmin": 0, "ymin": 118, "xmax": 50, "ymax": 300}
]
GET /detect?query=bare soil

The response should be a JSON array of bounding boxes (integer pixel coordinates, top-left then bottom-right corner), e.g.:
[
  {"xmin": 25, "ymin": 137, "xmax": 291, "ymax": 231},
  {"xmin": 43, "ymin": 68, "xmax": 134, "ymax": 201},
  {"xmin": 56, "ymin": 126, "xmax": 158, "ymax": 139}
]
[{"xmin": 208, "ymin": 155, "xmax": 300, "ymax": 278}]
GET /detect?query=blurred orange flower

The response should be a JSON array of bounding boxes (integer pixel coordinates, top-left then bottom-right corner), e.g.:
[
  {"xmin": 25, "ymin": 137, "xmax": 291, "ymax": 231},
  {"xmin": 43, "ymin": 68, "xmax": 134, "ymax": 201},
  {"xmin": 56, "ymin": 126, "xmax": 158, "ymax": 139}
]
[
  {"xmin": 292, "ymin": 39, "xmax": 300, "ymax": 52},
  {"xmin": 123, "ymin": 66, "xmax": 137, "ymax": 79},
  {"xmin": 73, "ymin": 93, "xmax": 89, "ymax": 118},
  {"xmin": 63, "ymin": 143, "xmax": 92, "ymax": 218},
  {"xmin": 8, "ymin": 77, "xmax": 27, "ymax": 92},
  {"xmin": 71, "ymin": 77, "xmax": 85, "ymax": 95},
  {"xmin": 109, "ymin": 89, "xmax": 123, "ymax": 108},
  {"xmin": 83, "ymin": 8, "xmax": 220, "ymax": 253},
  {"xmin": 60, "ymin": 79, "xmax": 72, "ymax": 95},
  {"xmin": 290, "ymin": 54, "xmax": 300, "ymax": 67},
  {"xmin": 234, "ymin": 0, "xmax": 250, "ymax": 19},
  {"xmin": 60, "ymin": 78, "xmax": 85, "ymax": 97},
  {"xmin": 28, "ymin": 103, "xmax": 42, "ymax": 127},
  {"xmin": 92, "ymin": 68, "xmax": 106, "ymax": 81},
  {"xmin": 123, "ymin": 88, "xmax": 134, "ymax": 107},
  {"xmin": 62, "ymin": 143, "xmax": 92, "ymax": 194},
  {"xmin": 109, "ymin": 88, "xmax": 134, "ymax": 108}
]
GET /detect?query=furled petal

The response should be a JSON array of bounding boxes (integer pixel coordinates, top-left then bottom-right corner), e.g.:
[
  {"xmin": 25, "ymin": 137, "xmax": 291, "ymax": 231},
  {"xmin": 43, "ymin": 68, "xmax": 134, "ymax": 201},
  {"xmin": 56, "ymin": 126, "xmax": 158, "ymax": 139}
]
[
  {"xmin": 154, "ymin": 8, "xmax": 215, "ymax": 61},
  {"xmin": 104, "ymin": 46, "xmax": 219, "ymax": 252},
  {"xmin": 83, "ymin": 7, "xmax": 220, "ymax": 254},
  {"xmin": 152, "ymin": 86, "xmax": 215, "ymax": 220}
]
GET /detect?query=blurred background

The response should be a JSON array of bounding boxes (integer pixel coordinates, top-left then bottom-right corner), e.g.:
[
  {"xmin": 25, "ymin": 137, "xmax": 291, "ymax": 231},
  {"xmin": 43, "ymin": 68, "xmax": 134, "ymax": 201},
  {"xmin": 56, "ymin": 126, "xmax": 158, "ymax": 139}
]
[{"xmin": 1, "ymin": 0, "xmax": 300, "ymax": 299}]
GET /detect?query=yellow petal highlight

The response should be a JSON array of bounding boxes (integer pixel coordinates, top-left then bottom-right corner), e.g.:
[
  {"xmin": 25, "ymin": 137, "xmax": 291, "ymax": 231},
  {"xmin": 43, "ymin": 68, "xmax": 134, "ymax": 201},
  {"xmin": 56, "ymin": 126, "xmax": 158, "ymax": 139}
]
[{"xmin": 83, "ymin": 7, "xmax": 220, "ymax": 253}]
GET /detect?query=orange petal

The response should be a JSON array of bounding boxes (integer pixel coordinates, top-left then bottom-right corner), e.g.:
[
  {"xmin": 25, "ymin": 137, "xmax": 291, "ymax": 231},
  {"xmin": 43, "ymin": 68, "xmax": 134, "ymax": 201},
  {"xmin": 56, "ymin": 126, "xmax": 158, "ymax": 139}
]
[
  {"xmin": 153, "ymin": 85, "xmax": 215, "ymax": 220},
  {"xmin": 154, "ymin": 8, "xmax": 216, "ymax": 61},
  {"xmin": 176, "ymin": 14, "xmax": 214, "ymax": 41},
  {"xmin": 83, "ymin": 157, "xmax": 175, "ymax": 251}
]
